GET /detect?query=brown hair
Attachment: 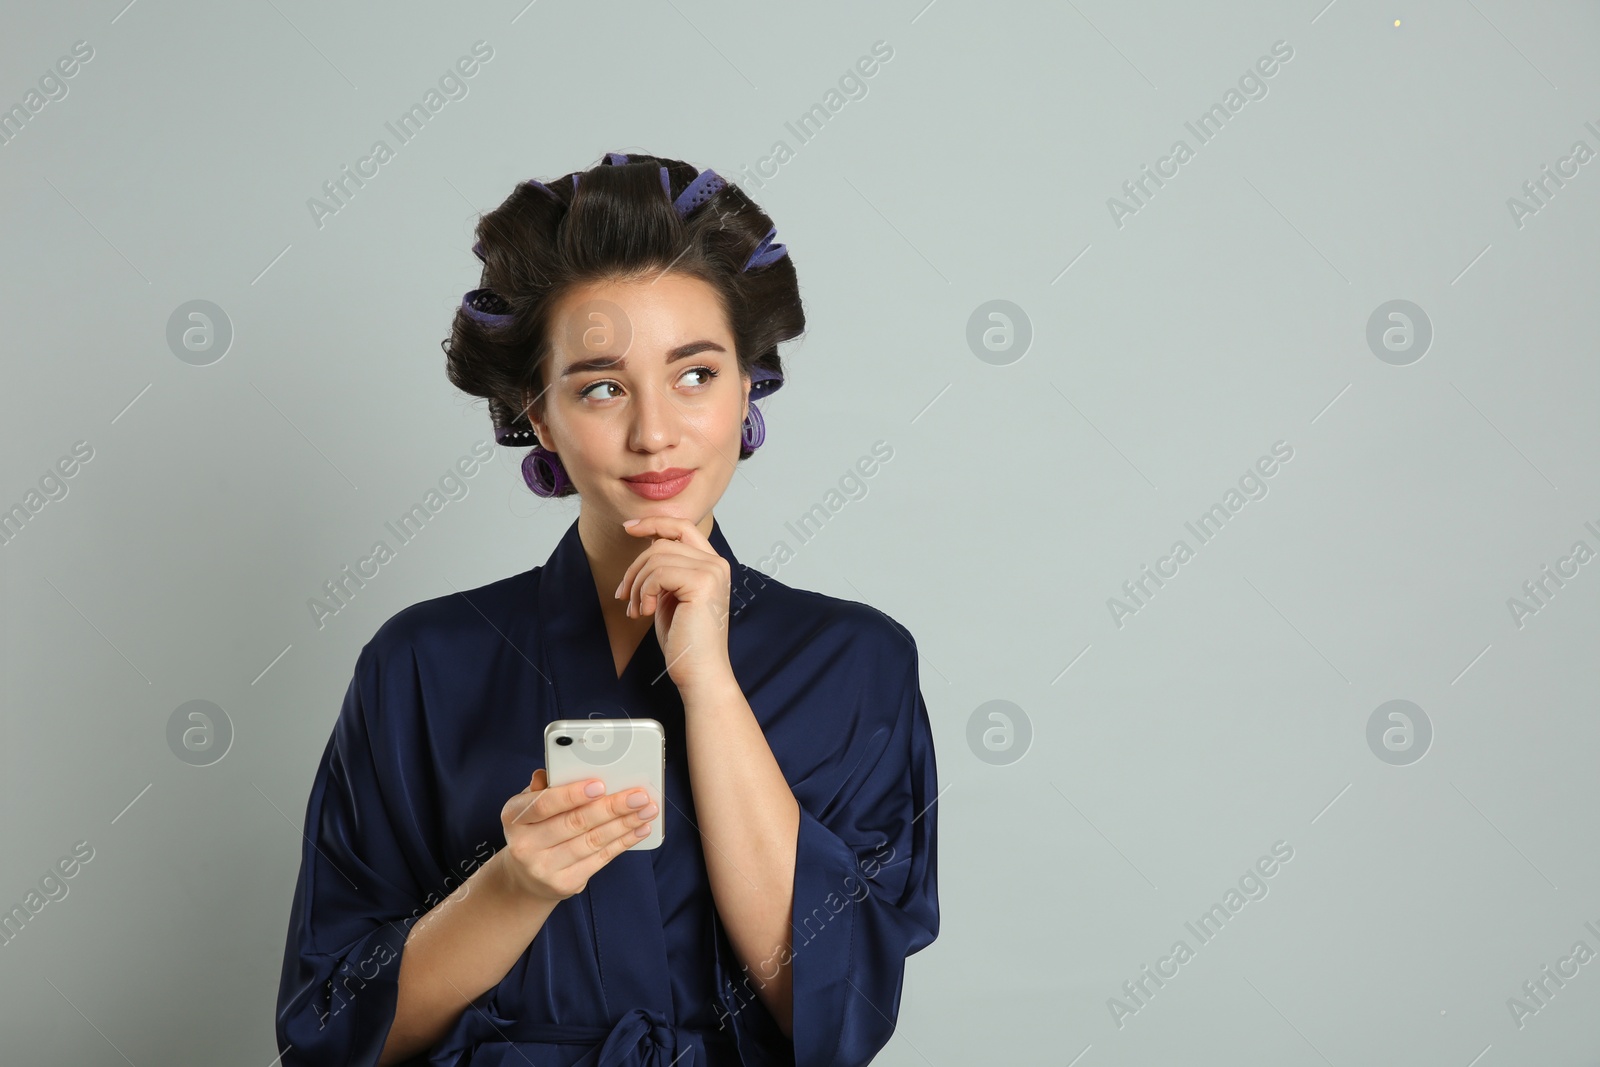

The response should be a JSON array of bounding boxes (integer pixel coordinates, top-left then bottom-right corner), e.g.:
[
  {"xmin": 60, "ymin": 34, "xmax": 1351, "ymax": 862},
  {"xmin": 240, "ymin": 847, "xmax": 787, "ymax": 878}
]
[{"xmin": 441, "ymin": 151, "xmax": 806, "ymax": 495}]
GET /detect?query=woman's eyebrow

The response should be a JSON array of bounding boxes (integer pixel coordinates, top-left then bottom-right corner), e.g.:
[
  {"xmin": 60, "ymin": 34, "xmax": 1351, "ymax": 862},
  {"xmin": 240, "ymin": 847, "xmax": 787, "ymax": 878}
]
[{"xmin": 559, "ymin": 340, "xmax": 726, "ymax": 377}]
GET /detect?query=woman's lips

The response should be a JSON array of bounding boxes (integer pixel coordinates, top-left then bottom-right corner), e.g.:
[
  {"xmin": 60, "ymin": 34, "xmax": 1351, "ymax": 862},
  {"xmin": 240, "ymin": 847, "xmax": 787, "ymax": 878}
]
[{"xmin": 622, "ymin": 469, "xmax": 694, "ymax": 500}]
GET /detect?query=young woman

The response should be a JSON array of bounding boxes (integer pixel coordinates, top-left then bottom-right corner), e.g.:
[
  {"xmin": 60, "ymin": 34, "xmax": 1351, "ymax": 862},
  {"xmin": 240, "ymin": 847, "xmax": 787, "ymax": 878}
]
[{"xmin": 274, "ymin": 152, "xmax": 939, "ymax": 1067}]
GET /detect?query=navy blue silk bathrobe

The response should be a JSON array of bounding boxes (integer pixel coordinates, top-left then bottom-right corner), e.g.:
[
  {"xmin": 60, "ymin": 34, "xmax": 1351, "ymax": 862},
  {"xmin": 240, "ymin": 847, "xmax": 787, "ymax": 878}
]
[{"xmin": 274, "ymin": 516, "xmax": 940, "ymax": 1066}]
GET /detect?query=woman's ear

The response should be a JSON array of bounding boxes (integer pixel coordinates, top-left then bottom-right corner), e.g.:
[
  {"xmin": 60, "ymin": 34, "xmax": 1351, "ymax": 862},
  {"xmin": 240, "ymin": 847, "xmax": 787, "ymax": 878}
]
[{"xmin": 520, "ymin": 390, "xmax": 548, "ymax": 450}]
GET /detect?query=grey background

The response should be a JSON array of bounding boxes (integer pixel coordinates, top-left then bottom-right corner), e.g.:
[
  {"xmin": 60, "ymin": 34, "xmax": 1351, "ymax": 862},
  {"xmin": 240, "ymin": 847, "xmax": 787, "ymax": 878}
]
[{"xmin": 3, "ymin": 0, "xmax": 1598, "ymax": 1063}]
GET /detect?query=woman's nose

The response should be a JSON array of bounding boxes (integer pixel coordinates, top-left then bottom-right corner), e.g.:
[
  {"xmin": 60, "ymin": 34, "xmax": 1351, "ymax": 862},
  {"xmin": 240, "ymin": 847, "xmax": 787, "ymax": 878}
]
[{"xmin": 628, "ymin": 384, "xmax": 678, "ymax": 449}]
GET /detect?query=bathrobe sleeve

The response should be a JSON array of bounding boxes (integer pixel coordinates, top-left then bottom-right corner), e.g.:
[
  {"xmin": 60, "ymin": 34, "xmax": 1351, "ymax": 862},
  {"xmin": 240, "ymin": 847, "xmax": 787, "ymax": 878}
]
[
  {"xmin": 274, "ymin": 637, "xmax": 441, "ymax": 1067},
  {"xmin": 763, "ymin": 630, "xmax": 941, "ymax": 1067}
]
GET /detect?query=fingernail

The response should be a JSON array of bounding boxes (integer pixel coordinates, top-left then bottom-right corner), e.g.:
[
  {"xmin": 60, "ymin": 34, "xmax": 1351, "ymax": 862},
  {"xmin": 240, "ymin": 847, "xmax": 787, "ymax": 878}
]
[
  {"xmin": 584, "ymin": 781, "xmax": 604, "ymax": 797},
  {"xmin": 614, "ymin": 582, "xmax": 623, "ymax": 598},
  {"xmin": 626, "ymin": 791, "xmax": 648, "ymax": 807},
  {"xmin": 640, "ymin": 803, "xmax": 659, "ymax": 819},
  {"xmin": 623, "ymin": 518, "xmax": 640, "ymax": 527}
]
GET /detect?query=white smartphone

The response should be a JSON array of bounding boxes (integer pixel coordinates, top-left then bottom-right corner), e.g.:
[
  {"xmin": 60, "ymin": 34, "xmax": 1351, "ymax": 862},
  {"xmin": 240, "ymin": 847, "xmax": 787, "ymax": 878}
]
[{"xmin": 543, "ymin": 718, "xmax": 666, "ymax": 851}]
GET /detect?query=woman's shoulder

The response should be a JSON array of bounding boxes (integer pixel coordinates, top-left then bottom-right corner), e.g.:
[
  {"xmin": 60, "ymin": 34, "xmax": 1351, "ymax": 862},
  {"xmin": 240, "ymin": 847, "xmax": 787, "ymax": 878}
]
[
  {"xmin": 359, "ymin": 567, "xmax": 534, "ymax": 664},
  {"xmin": 735, "ymin": 564, "xmax": 920, "ymax": 673}
]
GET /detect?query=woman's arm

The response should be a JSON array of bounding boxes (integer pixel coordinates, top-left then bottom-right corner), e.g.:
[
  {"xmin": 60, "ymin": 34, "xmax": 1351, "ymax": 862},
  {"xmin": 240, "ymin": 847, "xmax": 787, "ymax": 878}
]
[
  {"xmin": 378, "ymin": 773, "xmax": 659, "ymax": 1064},
  {"xmin": 680, "ymin": 675, "xmax": 802, "ymax": 1037},
  {"xmin": 376, "ymin": 849, "xmax": 557, "ymax": 1065},
  {"xmin": 611, "ymin": 515, "xmax": 802, "ymax": 1034}
]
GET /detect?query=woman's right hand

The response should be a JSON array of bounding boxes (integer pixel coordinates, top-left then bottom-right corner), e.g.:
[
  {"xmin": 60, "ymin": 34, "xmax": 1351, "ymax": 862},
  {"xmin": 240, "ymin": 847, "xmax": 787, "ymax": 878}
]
[{"xmin": 497, "ymin": 768, "xmax": 660, "ymax": 902}]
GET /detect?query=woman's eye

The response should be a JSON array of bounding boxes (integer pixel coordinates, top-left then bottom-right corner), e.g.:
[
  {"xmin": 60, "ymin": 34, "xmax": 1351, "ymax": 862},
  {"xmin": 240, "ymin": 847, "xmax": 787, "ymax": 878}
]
[
  {"xmin": 578, "ymin": 381, "xmax": 622, "ymax": 401},
  {"xmin": 578, "ymin": 367, "xmax": 716, "ymax": 400}
]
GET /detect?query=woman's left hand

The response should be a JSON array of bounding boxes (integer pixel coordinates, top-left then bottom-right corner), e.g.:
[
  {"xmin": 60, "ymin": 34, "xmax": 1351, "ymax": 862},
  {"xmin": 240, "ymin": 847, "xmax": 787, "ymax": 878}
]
[{"xmin": 614, "ymin": 515, "xmax": 736, "ymax": 697}]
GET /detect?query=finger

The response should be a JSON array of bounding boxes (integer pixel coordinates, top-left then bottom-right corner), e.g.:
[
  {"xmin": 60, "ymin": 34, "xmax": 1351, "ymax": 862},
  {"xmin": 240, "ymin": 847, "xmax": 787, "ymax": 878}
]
[
  {"xmin": 634, "ymin": 563, "xmax": 709, "ymax": 618},
  {"xmin": 614, "ymin": 542, "xmax": 655, "ymax": 606},
  {"xmin": 505, "ymin": 770, "xmax": 549, "ymax": 824},
  {"xmin": 624, "ymin": 547, "xmax": 720, "ymax": 614},
  {"xmin": 614, "ymin": 539, "xmax": 701, "ymax": 607},
  {"xmin": 547, "ymin": 786, "xmax": 656, "ymax": 844},
  {"xmin": 506, "ymin": 776, "xmax": 606, "ymax": 826},
  {"xmin": 537, "ymin": 793, "xmax": 657, "ymax": 872},
  {"xmin": 550, "ymin": 799, "xmax": 660, "ymax": 875},
  {"xmin": 621, "ymin": 515, "xmax": 715, "ymax": 555},
  {"xmin": 627, "ymin": 551, "xmax": 711, "ymax": 617}
]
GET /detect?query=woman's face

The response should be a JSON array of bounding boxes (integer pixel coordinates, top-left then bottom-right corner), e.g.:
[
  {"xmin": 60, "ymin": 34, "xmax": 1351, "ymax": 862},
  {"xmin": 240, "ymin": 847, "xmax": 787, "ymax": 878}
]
[{"xmin": 528, "ymin": 271, "xmax": 751, "ymax": 527}]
